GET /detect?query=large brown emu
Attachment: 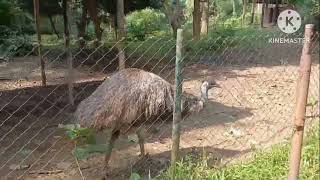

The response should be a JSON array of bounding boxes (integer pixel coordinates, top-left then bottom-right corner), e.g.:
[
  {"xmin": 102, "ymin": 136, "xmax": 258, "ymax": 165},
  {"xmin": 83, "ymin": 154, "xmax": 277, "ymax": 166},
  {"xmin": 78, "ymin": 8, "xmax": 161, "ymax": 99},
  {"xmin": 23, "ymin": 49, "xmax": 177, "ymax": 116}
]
[{"xmin": 74, "ymin": 68, "xmax": 210, "ymax": 170}]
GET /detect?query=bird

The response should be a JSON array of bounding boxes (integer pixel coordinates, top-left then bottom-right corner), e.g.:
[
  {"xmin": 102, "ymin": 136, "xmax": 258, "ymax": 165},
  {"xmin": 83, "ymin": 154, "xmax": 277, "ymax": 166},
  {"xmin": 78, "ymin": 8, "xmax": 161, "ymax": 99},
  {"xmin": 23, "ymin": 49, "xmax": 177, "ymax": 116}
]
[{"xmin": 74, "ymin": 68, "xmax": 211, "ymax": 172}]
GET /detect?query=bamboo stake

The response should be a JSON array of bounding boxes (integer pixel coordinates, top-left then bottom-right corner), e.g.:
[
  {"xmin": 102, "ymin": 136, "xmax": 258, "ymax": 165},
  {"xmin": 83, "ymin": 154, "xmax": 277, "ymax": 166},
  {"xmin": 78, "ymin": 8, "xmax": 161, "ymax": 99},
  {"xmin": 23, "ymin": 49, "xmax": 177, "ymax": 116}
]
[
  {"xmin": 171, "ymin": 28, "xmax": 184, "ymax": 179},
  {"xmin": 288, "ymin": 24, "xmax": 315, "ymax": 180}
]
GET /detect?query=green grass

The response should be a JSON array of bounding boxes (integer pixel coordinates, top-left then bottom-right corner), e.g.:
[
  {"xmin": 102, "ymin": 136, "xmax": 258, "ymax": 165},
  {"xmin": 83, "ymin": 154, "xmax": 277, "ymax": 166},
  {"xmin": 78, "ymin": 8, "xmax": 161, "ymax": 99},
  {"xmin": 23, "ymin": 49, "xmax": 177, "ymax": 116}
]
[{"xmin": 157, "ymin": 122, "xmax": 319, "ymax": 180}]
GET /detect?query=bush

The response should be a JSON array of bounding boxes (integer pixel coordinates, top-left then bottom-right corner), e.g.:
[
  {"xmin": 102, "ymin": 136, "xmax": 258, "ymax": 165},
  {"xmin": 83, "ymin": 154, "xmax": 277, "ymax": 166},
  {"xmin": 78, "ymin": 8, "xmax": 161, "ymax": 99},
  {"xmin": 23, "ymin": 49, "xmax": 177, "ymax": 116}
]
[
  {"xmin": 126, "ymin": 8, "xmax": 169, "ymax": 40},
  {"xmin": 0, "ymin": 25, "xmax": 33, "ymax": 57}
]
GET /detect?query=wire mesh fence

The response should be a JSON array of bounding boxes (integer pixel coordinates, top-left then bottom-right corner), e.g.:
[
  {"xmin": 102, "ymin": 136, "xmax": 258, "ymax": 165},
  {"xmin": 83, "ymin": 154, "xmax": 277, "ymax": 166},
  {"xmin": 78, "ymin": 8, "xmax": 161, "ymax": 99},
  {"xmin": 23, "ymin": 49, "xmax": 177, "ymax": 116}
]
[{"xmin": 0, "ymin": 28, "xmax": 319, "ymax": 179}]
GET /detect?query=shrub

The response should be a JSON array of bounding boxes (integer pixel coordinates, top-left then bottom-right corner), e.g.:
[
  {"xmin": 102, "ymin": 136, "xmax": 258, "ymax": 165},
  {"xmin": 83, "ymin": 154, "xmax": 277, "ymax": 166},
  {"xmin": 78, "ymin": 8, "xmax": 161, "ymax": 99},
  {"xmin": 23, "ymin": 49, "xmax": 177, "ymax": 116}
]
[
  {"xmin": 0, "ymin": 25, "xmax": 33, "ymax": 57},
  {"xmin": 126, "ymin": 8, "xmax": 169, "ymax": 40}
]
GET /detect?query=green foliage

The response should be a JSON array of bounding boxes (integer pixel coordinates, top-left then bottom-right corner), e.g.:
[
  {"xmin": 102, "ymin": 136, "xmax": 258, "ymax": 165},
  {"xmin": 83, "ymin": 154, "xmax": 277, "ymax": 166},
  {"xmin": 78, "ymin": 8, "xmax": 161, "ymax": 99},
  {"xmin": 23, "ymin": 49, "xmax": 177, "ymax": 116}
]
[
  {"xmin": 60, "ymin": 124, "xmax": 112, "ymax": 160},
  {"xmin": 0, "ymin": 25, "xmax": 33, "ymax": 57},
  {"xmin": 186, "ymin": 28, "xmax": 237, "ymax": 52},
  {"xmin": 289, "ymin": 0, "xmax": 320, "ymax": 25},
  {"xmin": 0, "ymin": 0, "xmax": 34, "ymax": 32},
  {"xmin": 60, "ymin": 124, "xmax": 96, "ymax": 145},
  {"xmin": 307, "ymin": 97, "xmax": 319, "ymax": 108},
  {"xmin": 0, "ymin": 0, "xmax": 13, "ymax": 26},
  {"xmin": 129, "ymin": 172, "xmax": 142, "ymax": 180},
  {"xmin": 158, "ymin": 124, "xmax": 319, "ymax": 179},
  {"xmin": 215, "ymin": 0, "xmax": 241, "ymax": 18},
  {"xmin": 126, "ymin": 8, "xmax": 169, "ymax": 40}
]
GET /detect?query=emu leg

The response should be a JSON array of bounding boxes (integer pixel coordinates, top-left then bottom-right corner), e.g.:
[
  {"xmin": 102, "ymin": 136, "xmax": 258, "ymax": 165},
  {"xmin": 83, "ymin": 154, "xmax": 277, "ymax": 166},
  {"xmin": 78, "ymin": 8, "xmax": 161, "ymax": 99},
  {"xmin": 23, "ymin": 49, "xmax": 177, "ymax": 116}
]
[
  {"xmin": 136, "ymin": 129, "xmax": 145, "ymax": 156},
  {"xmin": 104, "ymin": 130, "xmax": 120, "ymax": 170}
]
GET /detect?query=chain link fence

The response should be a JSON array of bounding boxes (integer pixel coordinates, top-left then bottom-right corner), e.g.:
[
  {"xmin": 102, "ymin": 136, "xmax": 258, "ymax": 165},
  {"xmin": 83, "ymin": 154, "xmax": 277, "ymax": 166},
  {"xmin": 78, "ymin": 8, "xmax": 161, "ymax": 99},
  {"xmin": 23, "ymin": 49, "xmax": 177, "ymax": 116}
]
[{"xmin": 0, "ymin": 28, "xmax": 319, "ymax": 179}]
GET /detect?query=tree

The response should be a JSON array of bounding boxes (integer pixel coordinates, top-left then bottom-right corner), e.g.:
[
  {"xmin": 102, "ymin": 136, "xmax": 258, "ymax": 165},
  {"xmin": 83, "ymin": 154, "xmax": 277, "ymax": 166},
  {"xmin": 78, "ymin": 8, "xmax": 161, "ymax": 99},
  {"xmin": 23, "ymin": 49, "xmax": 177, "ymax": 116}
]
[
  {"xmin": 20, "ymin": 0, "xmax": 64, "ymax": 37},
  {"xmin": 250, "ymin": 0, "xmax": 256, "ymax": 24},
  {"xmin": 260, "ymin": 0, "xmax": 265, "ymax": 28},
  {"xmin": 200, "ymin": 0, "xmax": 209, "ymax": 36},
  {"xmin": 231, "ymin": 0, "xmax": 237, "ymax": 16},
  {"xmin": 273, "ymin": 0, "xmax": 279, "ymax": 25},
  {"xmin": 241, "ymin": 0, "xmax": 247, "ymax": 25},
  {"xmin": 85, "ymin": 0, "xmax": 103, "ymax": 44},
  {"xmin": 162, "ymin": 0, "xmax": 185, "ymax": 38},
  {"xmin": 117, "ymin": 0, "xmax": 126, "ymax": 70},
  {"xmin": 193, "ymin": 0, "xmax": 201, "ymax": 41}
]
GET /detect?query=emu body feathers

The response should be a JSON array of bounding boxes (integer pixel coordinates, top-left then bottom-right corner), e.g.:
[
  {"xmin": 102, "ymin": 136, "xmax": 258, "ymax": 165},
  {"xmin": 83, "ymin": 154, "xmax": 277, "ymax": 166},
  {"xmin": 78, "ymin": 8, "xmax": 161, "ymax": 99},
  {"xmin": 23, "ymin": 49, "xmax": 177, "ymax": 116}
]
[{"xmin": 75, "ymin": 68, "xmax": 174, "ymax": 131}]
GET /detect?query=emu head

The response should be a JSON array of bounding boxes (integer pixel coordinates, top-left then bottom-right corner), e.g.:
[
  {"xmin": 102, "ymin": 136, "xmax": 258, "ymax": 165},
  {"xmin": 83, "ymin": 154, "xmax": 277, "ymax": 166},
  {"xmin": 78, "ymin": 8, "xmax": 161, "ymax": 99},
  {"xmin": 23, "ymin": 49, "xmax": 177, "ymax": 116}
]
[{"xmin": 182, "ymin": 81, "xmax": 210, "ymax": 118}]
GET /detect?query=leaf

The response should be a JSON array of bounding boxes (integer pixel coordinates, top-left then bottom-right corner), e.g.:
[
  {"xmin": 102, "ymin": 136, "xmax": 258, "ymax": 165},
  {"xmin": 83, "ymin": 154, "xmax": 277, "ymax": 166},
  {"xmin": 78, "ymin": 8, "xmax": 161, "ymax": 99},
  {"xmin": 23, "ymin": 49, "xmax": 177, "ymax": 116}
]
[
  {"xmin": 129, "ymin": 173, "xmax": 141, "ymax": 180},
  {"xmin": 76, "ymin": 128, "xmax": 94, "ymax": 137},
  {"xmin": 66, "ymin": 130, "xmax": 78, "ymax": 140}
]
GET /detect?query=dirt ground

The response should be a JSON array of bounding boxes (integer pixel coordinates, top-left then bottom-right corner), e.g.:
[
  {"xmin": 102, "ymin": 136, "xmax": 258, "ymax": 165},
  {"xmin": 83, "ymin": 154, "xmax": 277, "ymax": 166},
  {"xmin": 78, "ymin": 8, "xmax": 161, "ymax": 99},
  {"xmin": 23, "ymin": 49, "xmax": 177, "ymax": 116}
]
[{"xmin": 0, "ymin": 43, "xmax": 319, "ymax": 180}]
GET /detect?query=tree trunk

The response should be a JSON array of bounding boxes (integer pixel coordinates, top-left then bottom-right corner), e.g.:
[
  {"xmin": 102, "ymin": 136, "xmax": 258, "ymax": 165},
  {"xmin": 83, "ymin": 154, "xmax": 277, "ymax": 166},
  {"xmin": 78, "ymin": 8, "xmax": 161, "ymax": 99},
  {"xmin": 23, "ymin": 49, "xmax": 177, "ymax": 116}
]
[
  {"xmin": 117, "ymin": 0, "xmax": 126, "ymax": 70},
  {"xmin": 86, "ymin": 0, "xmax": 102, "ymax": 45},
  {"xmin": 33, "ymin": 0, "xmax": 46, "ymax": 86},
  {"xmin": 250, "ymin": 0, "xmax": 256, "ymax": 24},
  {"xmin": 48, "ymin": 15, "xmax": 60, "ymax": 38},
  {"xmin": 273, "ymin": 0, "xmax": 279, "ymax": 26},
  {"xmin": 108, "ymin": 14, "xmax": 117, "ymax": 39},
  {"xmin": 260, "ymin": 0, "xmax": 265, "ymax": 28},
  {"xmin": 200, "ymin": 0, "xmax": 209, "ymax": 36},
  {"xmin": 78, "ymin": 2, "xmax": 88, "ymax": 48},
  {"xmin": 193, "ymin": 0, "xmax": 201, "ymax": 41},
  {"xmin": 232, "ymin": 0, "xmax": 237, "ymax": 16},
  {"xmin": 241, "ymin": 0, "xmax": 247, "ymax": 26},
  {"xmin": 268, "ymin": 7, "xmax": 273, "ymax": 23}
]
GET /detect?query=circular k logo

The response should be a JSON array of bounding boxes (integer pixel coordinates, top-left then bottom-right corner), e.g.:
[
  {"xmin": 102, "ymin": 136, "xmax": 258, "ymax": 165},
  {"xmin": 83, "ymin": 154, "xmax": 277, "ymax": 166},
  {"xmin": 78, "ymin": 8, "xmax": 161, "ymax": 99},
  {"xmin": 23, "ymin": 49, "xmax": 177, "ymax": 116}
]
[{"xmin": 277, "ymin": 9, "xmax": 301, "ymax": 34}]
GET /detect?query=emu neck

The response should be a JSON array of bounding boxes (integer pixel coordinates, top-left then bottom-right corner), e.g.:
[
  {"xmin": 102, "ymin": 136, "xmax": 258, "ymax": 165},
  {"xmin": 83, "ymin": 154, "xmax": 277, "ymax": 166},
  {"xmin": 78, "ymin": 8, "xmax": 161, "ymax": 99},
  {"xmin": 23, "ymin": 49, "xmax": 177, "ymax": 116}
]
[{"xmin": 200, "ymin": 88, "xmax": 209, "ymax": 103}]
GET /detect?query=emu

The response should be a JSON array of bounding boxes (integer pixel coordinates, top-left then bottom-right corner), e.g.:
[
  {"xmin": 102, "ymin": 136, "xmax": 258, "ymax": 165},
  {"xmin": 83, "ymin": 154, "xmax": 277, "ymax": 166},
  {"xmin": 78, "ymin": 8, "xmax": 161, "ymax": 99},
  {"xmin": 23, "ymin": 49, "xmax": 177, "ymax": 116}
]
[{"xmin": 74, "ymin": 68, "xmax": 211, "ymax": 171}]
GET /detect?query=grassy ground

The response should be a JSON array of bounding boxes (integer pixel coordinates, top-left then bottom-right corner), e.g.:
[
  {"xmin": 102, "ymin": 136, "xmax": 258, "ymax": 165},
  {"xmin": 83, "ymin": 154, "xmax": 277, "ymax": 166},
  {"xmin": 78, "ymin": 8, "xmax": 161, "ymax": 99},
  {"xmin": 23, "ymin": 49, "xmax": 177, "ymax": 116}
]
[{"xmin": 156, "ymin": 122, "xmax": 319, "ymax": 180}]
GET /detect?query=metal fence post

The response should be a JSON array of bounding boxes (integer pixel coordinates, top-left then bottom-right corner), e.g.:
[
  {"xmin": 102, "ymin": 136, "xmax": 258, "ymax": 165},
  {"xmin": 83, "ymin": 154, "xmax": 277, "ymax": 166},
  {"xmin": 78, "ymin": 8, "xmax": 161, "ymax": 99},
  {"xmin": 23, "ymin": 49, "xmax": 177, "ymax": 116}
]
[
  {"xmin": 288, "ymin": 24, "xmax": 315, "ymax": 180},
  {"xmin": 171, "ymin": 28, "xmax": 184, "ymax": 178},
  {"xmin": 33, "ymin": 0, "xmax": 46, "ymax": 86}
]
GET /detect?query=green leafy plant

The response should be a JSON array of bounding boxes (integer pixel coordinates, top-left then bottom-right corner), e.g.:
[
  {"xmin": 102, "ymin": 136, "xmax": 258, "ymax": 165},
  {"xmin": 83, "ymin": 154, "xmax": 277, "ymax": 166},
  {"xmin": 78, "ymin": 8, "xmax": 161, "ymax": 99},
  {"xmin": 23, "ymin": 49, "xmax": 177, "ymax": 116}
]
[
  {"xmin": 59, "ymin": 124, "xmax": 111, "ymax": 160},
  {"xmin": 129, "ymin": 172, "xmax": 142, "ymax": 180},
  {"xmin": 0, "ymin": 25, "xmax": 33, "ymax": 57},
  {"xmin": 126, "ymin": 8, "xmax": 169, "ymax": 40}
]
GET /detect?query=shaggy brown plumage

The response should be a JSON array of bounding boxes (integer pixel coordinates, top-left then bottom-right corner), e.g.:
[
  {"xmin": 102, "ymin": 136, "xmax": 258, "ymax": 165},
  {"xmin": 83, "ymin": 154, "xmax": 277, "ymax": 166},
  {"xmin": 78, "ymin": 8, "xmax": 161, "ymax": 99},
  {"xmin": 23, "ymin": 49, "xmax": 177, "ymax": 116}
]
[
  {"xmin": 74, "ymin": 68, "xmax": 175, "ymax": 132},
  {"xmin": 74, "ymin": 68, "xmax": 210, "ymax": 175}
]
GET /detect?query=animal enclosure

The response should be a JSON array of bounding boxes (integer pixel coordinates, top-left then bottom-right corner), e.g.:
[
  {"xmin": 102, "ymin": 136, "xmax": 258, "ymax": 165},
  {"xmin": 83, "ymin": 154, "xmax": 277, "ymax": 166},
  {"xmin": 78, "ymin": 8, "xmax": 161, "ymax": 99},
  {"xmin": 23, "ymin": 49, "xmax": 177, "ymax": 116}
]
[{"xmin": 0, "ymin": 30, "xmax": 319, "ymax": 179}]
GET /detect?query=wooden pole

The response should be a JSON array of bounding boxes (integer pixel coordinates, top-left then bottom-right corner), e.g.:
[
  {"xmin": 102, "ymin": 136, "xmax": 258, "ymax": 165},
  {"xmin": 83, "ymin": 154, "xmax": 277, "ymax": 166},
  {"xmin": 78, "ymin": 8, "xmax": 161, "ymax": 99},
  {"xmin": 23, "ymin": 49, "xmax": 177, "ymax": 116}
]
[
  {"xmin": 33, "ymin": 0, "xmax": 46, "ymax": 86},
  {"xmin": 171, "ymin": 28, "xmax": 183, "ymax": 179},
  {"xmin": 117, "ymin": 0, "xmax": 126, "ymax": 70},
  {"xmin": 63, "ymin": 0, "xmax": 74, "ymax": 106},
  {"xmin": 288, "ymin": 24, "xmax": 315, "ymax": 180}
]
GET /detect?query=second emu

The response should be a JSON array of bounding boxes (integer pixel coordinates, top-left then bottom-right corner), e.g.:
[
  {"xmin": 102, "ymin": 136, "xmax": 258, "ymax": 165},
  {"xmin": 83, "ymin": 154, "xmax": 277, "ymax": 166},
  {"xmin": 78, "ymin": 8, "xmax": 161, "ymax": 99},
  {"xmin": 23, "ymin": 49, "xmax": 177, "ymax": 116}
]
[{"xmin": 74, "ymin": 68, "xmax": 211, "ymax": 170}]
